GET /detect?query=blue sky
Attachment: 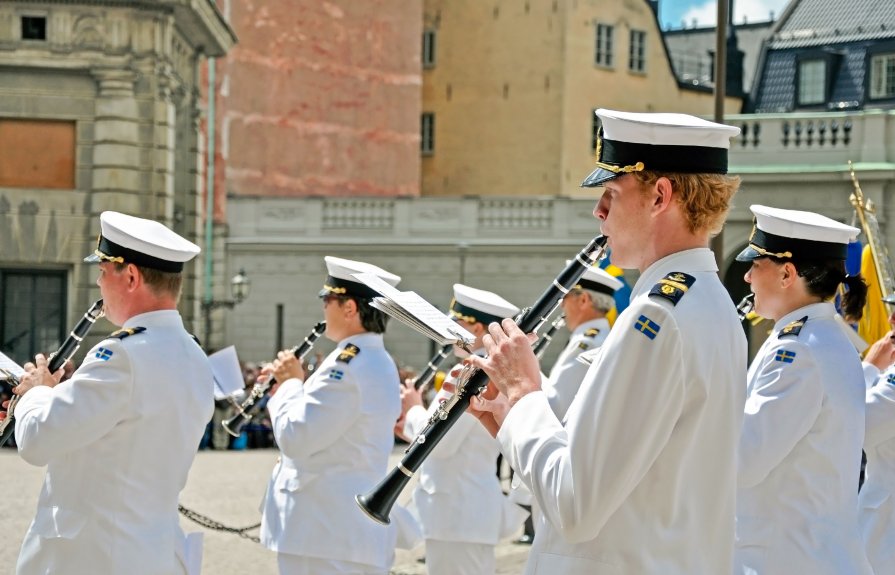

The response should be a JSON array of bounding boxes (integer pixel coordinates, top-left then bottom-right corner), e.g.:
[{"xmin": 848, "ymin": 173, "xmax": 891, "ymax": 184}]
[{"xmin": 659, "ymin": 0, "xmax": 791, "ymax": 30}]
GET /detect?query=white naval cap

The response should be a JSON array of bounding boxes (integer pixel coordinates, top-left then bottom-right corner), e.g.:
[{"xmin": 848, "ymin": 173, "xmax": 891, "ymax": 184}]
[
  {"xmin": 319, "ymin": 256, "xmax": 401, "ymax": 299},
  {"xmin": 567, "ymin": 261, "xmax": 624, "ymax": 295},
  {"xmin": 736, "ymin": 204, "xmax": 860, "ymax": 262},
  {"xmin": 581, "ymin": 108, "xmax": 741, "ymax": 187},
  {"xmin": 83, "ymin": 211, "xmax": 200, "ymax": 273},
  {"xmin": 449, "ymin": 283, "xmax": 520, "ymax": 326}
]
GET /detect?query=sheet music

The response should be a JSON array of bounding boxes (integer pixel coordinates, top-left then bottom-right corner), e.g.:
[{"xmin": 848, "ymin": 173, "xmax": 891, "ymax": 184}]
[
  {"xmin": 208, "ymin": 345, "xmax": 246, "ymax": 399},
  {"xmin": 352, "ymin": 272, "xmax": 475, "ymax": 346},
  {"xmin": 0, "ymin": 350, "xmax": 25, "ymax": 380}
]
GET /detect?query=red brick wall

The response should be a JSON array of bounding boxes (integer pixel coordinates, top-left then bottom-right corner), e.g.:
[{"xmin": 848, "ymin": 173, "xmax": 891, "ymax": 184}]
[{"xmin": 217, "ymin": 1, "xmax": 422, "ymax": 199}]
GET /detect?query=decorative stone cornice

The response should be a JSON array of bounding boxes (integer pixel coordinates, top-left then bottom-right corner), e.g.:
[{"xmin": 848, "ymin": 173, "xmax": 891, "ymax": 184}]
[{"xmin": 91, "ymin": 65, "xmax": 138, "ymax": 97}]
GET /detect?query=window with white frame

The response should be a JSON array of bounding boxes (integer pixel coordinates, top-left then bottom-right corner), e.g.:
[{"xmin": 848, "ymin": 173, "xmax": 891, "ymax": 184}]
[
  {"xmin": 421, "ymin": 113, "xmax": 435, "ymax": 155},
  {"xmin": 870, "ymin": 52, "xmax": 895, "ymax": 99},
  {"xmin": 422, "ymin": 29, "xmax": 437, "ymax": 69},
  {"xmin": 629, "ymin": 30, "xmax": 646, "ymax": 72},
  {"xmin": 595, "ymin": 23, "xmax": 614, "ymax": 67},
  {"xmin": 798, "ymin": 59, "xmax": 826, "ymax": 105}
]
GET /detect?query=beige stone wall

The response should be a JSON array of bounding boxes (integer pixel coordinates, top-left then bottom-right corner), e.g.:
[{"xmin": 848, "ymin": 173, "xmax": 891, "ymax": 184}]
[
  {"xmin": 422, "ymin": 0, "xmax": 742, "ymax": 199},
  {"xmin": 421, "ymin": 0, "xmax": 565, "ymax": 198}
]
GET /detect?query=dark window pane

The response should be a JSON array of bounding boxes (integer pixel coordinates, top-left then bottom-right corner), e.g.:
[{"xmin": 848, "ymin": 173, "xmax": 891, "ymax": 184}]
[
  {"xmin": 1, "ymin": 271, "xmax": 66, "ymax": 365},
  {"xmin": 21, "ymin": 17, "xmax": 46, "ymax": 41}
]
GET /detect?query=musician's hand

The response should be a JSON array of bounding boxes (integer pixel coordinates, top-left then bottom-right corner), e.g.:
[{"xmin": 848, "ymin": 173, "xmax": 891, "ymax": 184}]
[
  {"xmin": 270, "ymin": 350, "xmax": 305, "ymax": 391},
  {"xmin": 865, "ymin": 330, "xmax": 895, "ymax": 370},
  {"xmin": 470, "ymin": 384, "xmax": 511, "ymax": 438},
  {"xmin": 14, "ymin": 354, "xmax": 64, "ymax": 396},
  {"xmin": 258, "ymin": 363, "xmax": 280, "ymax": 397},
  {"xmin": 399, "ymin": 379, "xmax": 423, "ymax": 415},
  {"xmin": 60, "ymin": 359, "xmax": 76, "ymax": 382},
  {"xmin": 466, "ymin": 319, "xmax": 541, "ymax": 409}
]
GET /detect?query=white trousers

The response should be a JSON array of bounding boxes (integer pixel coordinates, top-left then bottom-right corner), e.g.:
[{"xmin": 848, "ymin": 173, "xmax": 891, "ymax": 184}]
[
  {"xmin": 276, "ymin": 553, "xmax": 387, "ymax": 575},
  {"xmin": 424, "ymin": 539, "xmax": 495, "ymax": 575}
]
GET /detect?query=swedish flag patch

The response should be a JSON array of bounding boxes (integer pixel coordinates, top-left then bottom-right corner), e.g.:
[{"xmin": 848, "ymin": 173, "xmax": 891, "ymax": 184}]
[
  {"xmin": 328, "ymin": 369, "xmax": 345, "ymax": 381},
  {"xmin": 774, "ymin": 349, "xmax": 796, "ymax": 364},
  {"xmin": 633, "ymin": 315, "xmax": 661, "ymax": 340},
  {"xmin": 95, "ymin": 347, "xmax": 113, "ymax": 361},
  {"xmin": 649, "ymin": 272, "xmax": 695, "ymax": 306},
  {"xmin": 337, "ymin": 344, "xmax": 360, "ymax": 364}
]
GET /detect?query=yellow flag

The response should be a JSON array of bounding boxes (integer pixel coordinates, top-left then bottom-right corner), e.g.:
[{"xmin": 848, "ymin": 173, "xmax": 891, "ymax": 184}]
[
  {"xmin": 858, "ymin": 244, "xmax": 890, "ymax": 347},
  {"xmin": 603, "ymin": 263, "xmax": 626, "ymax": 327}
]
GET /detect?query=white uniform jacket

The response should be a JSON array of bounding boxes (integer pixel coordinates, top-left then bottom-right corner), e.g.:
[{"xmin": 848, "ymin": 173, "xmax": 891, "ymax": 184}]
[
  {"xmin": 260, "ymin": 332, "xmax": 400, "ymax": 570},
  {"xmin": 498, "ymin": 248, "xmax": 746, "ymax": 575},
  {"xmin": 736, "ymin": 302, "xmax": 872, "ymax": 575},
  {"xmin": 544, "ymin": 318, "xmax": 610, "ymax": 421},
  {"xmin": 859, "ymin": 364, "xmax": 895, "ymax": 573},
  {"xmin": 15, "ymin": 310, "xmax": 213, "ymax": 575},
  {"xmin": 863, "ymin": 362, "xmax": 884, "ymax": 390},
  {"xmin": 404, "ymin": 358, "xmax": 525, "ymax": 545}
]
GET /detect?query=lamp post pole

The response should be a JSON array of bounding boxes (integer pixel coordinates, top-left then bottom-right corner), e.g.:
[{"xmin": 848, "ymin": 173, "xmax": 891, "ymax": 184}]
[
  {"xmin": 711, "ymin": 0, "xmax": 730, "ymax": 269},
  {"xmin": 200, "ymin": 269, "xmax": 250, "ymax": 351}
]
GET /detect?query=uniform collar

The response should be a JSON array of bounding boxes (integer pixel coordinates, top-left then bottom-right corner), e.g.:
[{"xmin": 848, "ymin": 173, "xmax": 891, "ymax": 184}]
[
  {"xmin": 123, "ymin": 309, "xmax": 183, "ymax": 329},
  {"xmin": 631, "ymin": 248, "xmax": 718, "ymax": 301},
  {"xmin": 773, "ymin": 301, "xmax": 836, "ymax": 332},
  {"xmin": 339, "ymin": 331, "xmax": 384, "ymax": 349},
  {"xmin": 572, "ymin": 317, "xmax": 610, "ymax": 336}
]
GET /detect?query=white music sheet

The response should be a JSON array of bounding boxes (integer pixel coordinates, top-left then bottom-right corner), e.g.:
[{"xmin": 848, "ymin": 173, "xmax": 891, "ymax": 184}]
[{"xmin": 351, "ymin": 272, "xmax": 475, "ymax": 346}]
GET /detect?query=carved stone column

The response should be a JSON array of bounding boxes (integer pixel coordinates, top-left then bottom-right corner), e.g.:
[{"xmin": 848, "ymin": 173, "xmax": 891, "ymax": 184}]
[{"xmin": 90, "ymin": 66, "xmax": 143, "ymax": 214}]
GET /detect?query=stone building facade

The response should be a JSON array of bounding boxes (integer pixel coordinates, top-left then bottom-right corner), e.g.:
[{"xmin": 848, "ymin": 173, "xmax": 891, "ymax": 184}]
[
  {"xmin": 0, "ymin": 0, "xmax": 235, "ymax": 363},
  {"xmin": 223, "ymin": 109, "xmax": 895, "ymax": 370},
  {"xmin": 420, "ymin": 0, "xmax": 743, "ymax": 199}
]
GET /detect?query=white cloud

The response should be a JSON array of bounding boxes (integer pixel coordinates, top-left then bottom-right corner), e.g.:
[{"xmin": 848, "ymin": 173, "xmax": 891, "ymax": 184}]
[{"xmin": 680, "ymin": 0, "xmax": 787, "ymax": 28}]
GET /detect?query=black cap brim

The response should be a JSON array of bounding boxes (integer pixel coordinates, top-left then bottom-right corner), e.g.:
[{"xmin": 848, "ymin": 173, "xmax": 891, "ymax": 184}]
[
  {"xmin": 83, "ymin": 253, "xmax": 101, "ymax": 264},
  {"xmin": 735, "ymin": 246, "xmax": 761, "ymax": 262},
  {"xmin": 580, "ymin": 167, "xmax": 620, "ymax": 188}
]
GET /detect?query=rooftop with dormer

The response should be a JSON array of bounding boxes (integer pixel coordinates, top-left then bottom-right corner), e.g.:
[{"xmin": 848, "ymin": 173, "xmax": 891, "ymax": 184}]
[{"xmin": 749, "ymin": 0, "xmax": 895, "ymax": 112}]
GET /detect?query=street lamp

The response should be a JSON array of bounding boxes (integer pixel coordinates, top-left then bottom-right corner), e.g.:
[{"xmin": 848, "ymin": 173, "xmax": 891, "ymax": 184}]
[
  {"xmin": 230, "ymin": 268, "xmax": 251, "ymax": 304},
  {"xmin": 201, "ymin": 269, "xmax": 251, "ymax": 348}
]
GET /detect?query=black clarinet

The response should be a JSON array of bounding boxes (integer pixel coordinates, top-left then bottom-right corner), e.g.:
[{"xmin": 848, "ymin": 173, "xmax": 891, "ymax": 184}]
[
  {"xmin": 532, "ymin": 315, "xmax": 566, "ymax": 359},
  {"xmin": 0, "ymin": 299, "xmax": 105, "ymax": 447},
  {"xmin": 222, "ymin": 321, "xmax": 326, "ymax": 437},
  {"xmin": 412, "ymin": 344, "xmax": 453, "ymax": 392},
  {"xmin": 356, "ymin": 235, "xmax": 608, "ymax": 524}
]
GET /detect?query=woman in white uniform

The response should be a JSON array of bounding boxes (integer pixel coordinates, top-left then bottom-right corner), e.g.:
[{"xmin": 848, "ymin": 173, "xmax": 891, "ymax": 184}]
[
  {"xmin": 734, "ymin": 204, "xmax": 872, "ymax": 575},
  {"xmin": 260, "ymin": 257, "xmax": 403, "ymax": 575},
  {"xmin": 859, "ymin": 291, "xmax": 895, "ymax": 573},
  {"xmin": 399, "ymin": 284, "xmax": 526, "ymax": 575}
]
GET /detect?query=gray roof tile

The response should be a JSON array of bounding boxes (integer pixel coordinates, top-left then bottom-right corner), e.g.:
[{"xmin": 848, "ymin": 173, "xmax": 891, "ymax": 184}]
[{"xmin": 750, "ymin": 0, "xmax": 895, "ymax": 112}]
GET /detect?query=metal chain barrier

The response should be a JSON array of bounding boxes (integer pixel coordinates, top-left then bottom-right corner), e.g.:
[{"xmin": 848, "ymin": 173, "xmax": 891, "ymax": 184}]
[{"xmin": 178, "ymin": 504, "xmax": 261, "ymax": 543}]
